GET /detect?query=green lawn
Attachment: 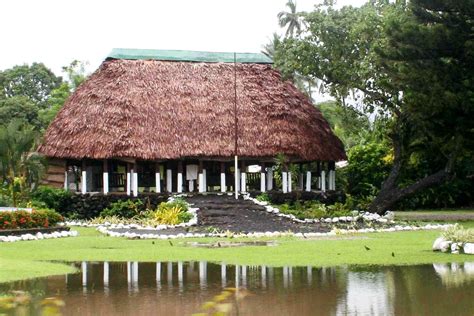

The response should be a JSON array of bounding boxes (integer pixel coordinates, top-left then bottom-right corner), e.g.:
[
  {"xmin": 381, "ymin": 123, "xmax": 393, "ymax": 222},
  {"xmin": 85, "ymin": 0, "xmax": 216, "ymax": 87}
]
[{"xmin": 1, "ymin": 222, "xmax": 473, "ymax": 283}]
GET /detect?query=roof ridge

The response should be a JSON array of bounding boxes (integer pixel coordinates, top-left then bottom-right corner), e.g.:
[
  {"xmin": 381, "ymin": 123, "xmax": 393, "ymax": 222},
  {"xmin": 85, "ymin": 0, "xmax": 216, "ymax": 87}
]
[{"xmin": 107, "ymin": 48, "xmax": 273, "ymax": 64}]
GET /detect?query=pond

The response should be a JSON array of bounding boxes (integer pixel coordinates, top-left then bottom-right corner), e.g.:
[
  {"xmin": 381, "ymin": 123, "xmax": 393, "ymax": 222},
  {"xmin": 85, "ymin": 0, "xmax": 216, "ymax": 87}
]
[{"xmin": 1, "ymin": 261, "xmax": 474, "ymax": 315}]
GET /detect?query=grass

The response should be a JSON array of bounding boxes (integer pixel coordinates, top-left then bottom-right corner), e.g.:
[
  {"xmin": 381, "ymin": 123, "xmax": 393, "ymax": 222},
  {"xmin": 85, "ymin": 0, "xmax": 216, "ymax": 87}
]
[
  {"xmin": 395, "ymin": 209, "xmax": 474, "ymax": 222},
  {"xmin": 1, "ymin": 221, "xmax": 474, "ymax": 283}
]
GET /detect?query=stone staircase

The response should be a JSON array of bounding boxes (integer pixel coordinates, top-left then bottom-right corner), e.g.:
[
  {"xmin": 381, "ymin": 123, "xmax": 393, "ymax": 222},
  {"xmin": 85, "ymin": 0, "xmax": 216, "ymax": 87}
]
[{"xmin": 185, "ymin": 194, "xmax": 323, "ymax": 233}]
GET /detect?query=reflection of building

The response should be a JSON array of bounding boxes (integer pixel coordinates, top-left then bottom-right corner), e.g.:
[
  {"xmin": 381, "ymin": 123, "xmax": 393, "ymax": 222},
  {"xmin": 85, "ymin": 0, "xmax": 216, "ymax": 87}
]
[
  {"xmin": 336, "ymin": 270, "xmax": 394, "ymax": 315},
  {"xmin": 38, "ymin": 49, "xmax": 345, "ymax": 195}
]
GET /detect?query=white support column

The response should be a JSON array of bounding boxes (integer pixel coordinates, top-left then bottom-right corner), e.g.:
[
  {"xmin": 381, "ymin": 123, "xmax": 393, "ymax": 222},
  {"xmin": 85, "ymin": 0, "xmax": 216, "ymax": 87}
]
[
  {"xmin": 321, "ymin": 170, "xmax": 326, "ymax": 192},
  {"xmin": 266, "ymin": 169, "xmax": 273, "ymax": 191},
  {"xmin": 155, "ymin": 172, "xmax": 161, "ymax": 193},
  {"xmin": 64, "ymin": 170, "xmax": 68, "ymax": 191},
  {"xmin": 331, "ymin": 170, "xmax": 336, "ymax": 190},
  {"xmin": 203, "ymin": 169, "xmax": 207, "ymax": 192},
  {"xmin": 198, "ymin": 172, "xmax": 204, "ymax": 193},
  {"xmin": 236, "ymin": 169, "xmax": 240, "ymax": 192},
  {"xmin": 241, "ymin": 172, "xmax": 247, "ymax": 193},
  {"xmin": 220, "ymin": 172, "xmax": 226, "ymax": 193},
  {"xmin": 177, "ymin": 172, "xmax": 183, "ymax": 193},
  {"xmin": 166, "ymin": 169, "xmax": 172, "ymax": 192},
  {"xmin": 81, "ymin": 170, "xmax": 87, "ymax": 194},
  {"xmin": 282, "ymin": 172, "xmax": 288, "ymax": 193},
  {"xmin": 288, "ymin": 172, "xmax": 292, "ymax": 192},
  {"xmin": 305, "ymin": 171, "xmax": 312, "ymax": 192},
  {"xmin": 126, "ymin": 172, "xmax": 131, "ymax": 195},
  {"xmin": 103, "ymin": 172, "xmax": 109, "ymax": 195},
  {"xmin": 260, "ymin": 171, "xmax": 266, "ymax": 192},
  {"xmin": 132, "ymin": 171, "xmax": 138, "ymax": 197}
]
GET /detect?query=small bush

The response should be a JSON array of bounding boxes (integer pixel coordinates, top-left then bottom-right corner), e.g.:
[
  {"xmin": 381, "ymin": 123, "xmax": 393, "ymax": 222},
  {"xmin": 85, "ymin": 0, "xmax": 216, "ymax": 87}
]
[
  {"xmin": 0, "ymin": 209, "xmax": 63, "ymax": 230},
  {"xmin": 30, "ymin": 186, "xmax": 72, "ymax": 211},
  {"xmin": 143, "ymin": 199, "xmax": 192, "ymax": 225},
  {"xmin": 442, "ymin": 224, "xmax": 474, "ymax": 243},
  {"xmin": 256, "ymin": 192, "xmax": 270, "ymax": 202},
  {"xmin": 100, "ymin": 199, "xmax": 143, "ymax": 218}
]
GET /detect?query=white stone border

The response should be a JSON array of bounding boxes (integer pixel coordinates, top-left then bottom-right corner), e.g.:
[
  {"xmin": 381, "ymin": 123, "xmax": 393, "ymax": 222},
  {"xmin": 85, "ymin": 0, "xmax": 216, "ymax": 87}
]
[
  {"xmin": 243, "ymin": 193, "xmax": 395, "ymax": 224},
  {"xmin": 66, "ymin": 195, "xmax": 198, "ymax": 231},
  {"xmin": 0, "ymin": 230, "xmax": 78, "ymax": 243},
  {"xmin": 97, "ymin": 223, "xmax": 452, "ymax": 240}
]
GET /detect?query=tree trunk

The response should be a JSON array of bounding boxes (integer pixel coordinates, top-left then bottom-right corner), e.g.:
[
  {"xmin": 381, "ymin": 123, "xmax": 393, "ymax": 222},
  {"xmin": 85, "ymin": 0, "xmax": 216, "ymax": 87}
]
[
  {"xmin": 369, "ymin": 168, "xmax": 450, "ymax": 214},
  {"xmin": 368, "ymin": 131, "xmax": 455, "ymax": 214}
]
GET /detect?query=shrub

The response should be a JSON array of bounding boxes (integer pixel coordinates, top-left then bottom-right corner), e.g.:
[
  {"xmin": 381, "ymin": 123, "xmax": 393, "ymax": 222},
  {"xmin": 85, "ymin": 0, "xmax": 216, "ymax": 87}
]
[
  {"xmin": 30, "ymin": 186, "xmax": 72, "ymax": 211},
  {"xmin": 0, "ymin": 209, "xmax": 63, "ymax": 230},
  {"xmin": 100, "ymin": 199, "xmax": 143, "ymax": 218},
  {"xmin": 442, "ymin": 224, "xmax": 474, "ymax": 243},
  {"xmin": 256, "ymin": 192, "xmax": 270, "ymax": 202},
  {"xmin": 144, "ymin": 199, "xmax": 192, "ymax": 225}
]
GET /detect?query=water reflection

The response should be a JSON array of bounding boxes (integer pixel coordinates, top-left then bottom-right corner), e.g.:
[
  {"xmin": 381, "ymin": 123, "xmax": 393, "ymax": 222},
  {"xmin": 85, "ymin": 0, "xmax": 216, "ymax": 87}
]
[{"xmin": 1, "ymin": 261, "xmax": 474, "ymax": 315}]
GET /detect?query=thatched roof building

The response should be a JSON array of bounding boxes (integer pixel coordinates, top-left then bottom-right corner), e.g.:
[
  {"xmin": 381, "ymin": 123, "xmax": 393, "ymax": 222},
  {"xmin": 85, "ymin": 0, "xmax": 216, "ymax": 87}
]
[{"xmin": 39, "ymin": 49, "xmax": 345, "ymax": 195}]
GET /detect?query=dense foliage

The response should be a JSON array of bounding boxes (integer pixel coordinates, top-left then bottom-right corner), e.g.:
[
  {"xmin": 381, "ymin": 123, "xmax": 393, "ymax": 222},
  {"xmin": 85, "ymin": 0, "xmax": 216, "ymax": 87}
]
[
  {"xmin": 275, "ymin": 0, "xmax": 474, "ymax": 212},
  {"xmin": 0, "ymin": 61, "xmax": 88, "ymax": 208}
]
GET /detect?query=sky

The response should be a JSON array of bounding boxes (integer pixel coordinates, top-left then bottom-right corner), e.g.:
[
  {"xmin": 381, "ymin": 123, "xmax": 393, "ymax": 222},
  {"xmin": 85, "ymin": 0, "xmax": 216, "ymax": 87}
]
[{"xmin": 0, "ymin": 0, "xmax": 365, "ymax": 77}]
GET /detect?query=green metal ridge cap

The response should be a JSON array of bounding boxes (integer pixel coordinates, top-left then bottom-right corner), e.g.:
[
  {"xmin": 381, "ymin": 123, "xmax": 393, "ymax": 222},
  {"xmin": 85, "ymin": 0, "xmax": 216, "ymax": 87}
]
[{"xmin": 106, "ymin": 48, "xmax": 273, "ymax": 64}]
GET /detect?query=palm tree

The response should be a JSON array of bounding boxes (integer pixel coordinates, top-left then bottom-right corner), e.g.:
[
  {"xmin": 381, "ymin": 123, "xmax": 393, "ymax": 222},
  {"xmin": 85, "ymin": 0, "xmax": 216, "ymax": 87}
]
[
  {"xmin": 278, "ymin": 0, "xmax": 302, "ymax": 37},
  {"xmin": 262, "ymin": 33, "xmax": 282, "ymax": 59},
  {"xmin": 0, "ymin": 120, "xmax": 45, "ymax": 206}
]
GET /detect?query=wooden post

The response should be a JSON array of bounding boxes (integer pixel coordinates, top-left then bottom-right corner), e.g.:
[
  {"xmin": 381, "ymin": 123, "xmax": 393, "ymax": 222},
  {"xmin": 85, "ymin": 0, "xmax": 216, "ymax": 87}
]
[
  {"xmin": 240, "ymin": 161, "xmax": 246, "ymax": 193},
  {"xmin": 177, "ymin": 161, "xmax": 183, "ymax": 193},
  {"xmin": 260, "ymin": 163, "xmax": 266, "ymax": 192},
  {"xmin": 103, "ymin": 160, "xmax": 109, "ymax": 195},
  {"xmin": 64, "ymin": 160, "xmax": 69, "ymax": 191},
  {"xmin": 81, "ymin": 160, "xmax": 87, "ymax": 194},
  {"xmin": 155, "ymin": 163, "xmax": 161, "ymax": 193},
  {"xmin": 220, "ymin": 162, "xmax": 226, "ymax": 193},
  {"xmin": 198, "ymin": 161, "xmax": 204, "ymax": 193},
  {"xmin": 298, "ymin": 164, "xmax": 304, "ymax": 190}
]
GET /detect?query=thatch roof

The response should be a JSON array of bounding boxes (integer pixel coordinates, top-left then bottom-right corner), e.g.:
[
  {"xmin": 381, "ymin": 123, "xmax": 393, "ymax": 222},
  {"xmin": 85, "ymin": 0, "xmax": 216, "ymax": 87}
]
[{"xmin": 38, "ymin": 49, "xmax": 346, "ymax": 162}]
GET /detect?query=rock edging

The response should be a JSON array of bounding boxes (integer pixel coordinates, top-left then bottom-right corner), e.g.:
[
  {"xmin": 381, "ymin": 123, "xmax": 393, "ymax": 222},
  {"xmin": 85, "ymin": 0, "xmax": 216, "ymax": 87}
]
[
  {"xmin": 0, "ymin": 230, "xmax": 78, "ymax": 243},
  {"xmin": 432, "ymin": 237, "xmax": 474, "ymax": 255}
]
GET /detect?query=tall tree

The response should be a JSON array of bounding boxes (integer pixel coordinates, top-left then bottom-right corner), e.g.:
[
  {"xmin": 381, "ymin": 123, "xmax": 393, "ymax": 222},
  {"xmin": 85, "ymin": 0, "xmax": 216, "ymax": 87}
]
[
  {"xmin": 275, "ymin": 0, "xmax": 474, "ymax": 213},
  {"xmin": 278, "ymin": 0, "xmax": 302, "ymax": 37},
  {"xmin": 0, "ymin": 120, "xmax": 45, "ymax": 206},
  {"xmin": 0, "ymin": 63, "xmax": 62, "ymax": 108}
]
